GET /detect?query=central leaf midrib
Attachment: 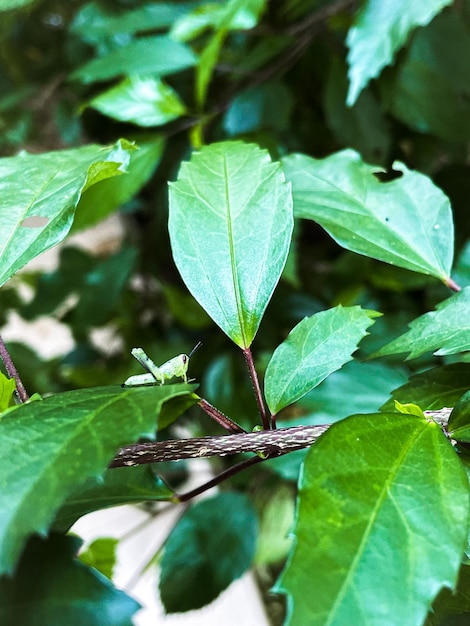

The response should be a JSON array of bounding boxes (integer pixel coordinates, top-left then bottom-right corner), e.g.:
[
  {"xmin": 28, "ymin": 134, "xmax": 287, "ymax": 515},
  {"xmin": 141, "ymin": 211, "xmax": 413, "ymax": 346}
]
[
  {"xmin": 324, "ymin": 420, "xmax": 428, "ymax": 625},
  {"xmin": 223, "ymin": 155, "xmax": 247, "ymax": 346}
]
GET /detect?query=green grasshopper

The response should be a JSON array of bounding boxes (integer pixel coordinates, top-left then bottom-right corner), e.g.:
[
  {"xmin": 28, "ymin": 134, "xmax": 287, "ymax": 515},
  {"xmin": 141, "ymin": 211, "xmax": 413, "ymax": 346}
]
[{"xmin": 123, "ymin": 342, "xmax": 202, "ymax": 387}]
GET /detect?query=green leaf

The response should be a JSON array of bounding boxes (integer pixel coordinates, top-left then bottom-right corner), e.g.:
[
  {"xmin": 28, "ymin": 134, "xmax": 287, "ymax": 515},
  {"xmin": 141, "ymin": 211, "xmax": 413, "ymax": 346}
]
[
  {"xmin": 277, "ymin": 413, "xmax": 470, "ymax": 626},
  {"xmin": 381, "ymin": 363, "xmax": 470, "ymax": 412},
  {"xmin": 52, "ymin": 465, "xmax": 174, "ymax": 532},
  {"xmin": 88, "ymin": 77, "xmax": 187, "ymax": 127},
  {"xmin": 79, "ymin": 538, "xmax": 119, "ymax": 580},
  {"xmin": 282, "ymin": 149, "xmax": 454, "ymax": 282},
  {"xmin": 448, "ymin": 390, "xmax": 470, "ymax": 443},
  {"xmin": 372, "ymin": 287, "xmax": 470, "ymax": 359},
  {"xmin": 346, "ymin": 0, "xmax": 453, "ymax": 105},
  {"xmin": 0, "ymin": 534, "xmax": 139, "ymax": 626},
  {"xmin": 264, "ymin": 305, "xmax": 379, "ymax": 415},
  {"xmin": 71, "ymin": 35, "xmax": 197, "ymax": 85},
  {"xmin": 169, "ymin": 141, "xmax": 293, "ymax": 348},
  {"xmin": 73, "ymin": 135, "xmax": 165, "ymax": 231},
  {"xmin": 71, "ymin": 2, "xmax": 193, "ymax": 41},
  {"xmin": 0, "ymin": 372, "xmax": 15, "ymax": 413},
  {"xmin": 0, "ymin": 384, "xmax": 192, "ymax": 575},
  {"xmin": 159, "ymin": 493, "xmax": 258, "ymax": 612},
  {"xmin": 394, "ymin": 400, "xmax": 425, "ymax": 418},
  {"xmin": 0, "ymin": 140, "xmax": 133, "ymax": 288},
  {"xmin": 380, "ymin": 9, "xmax": 470, "ymax": 143}
]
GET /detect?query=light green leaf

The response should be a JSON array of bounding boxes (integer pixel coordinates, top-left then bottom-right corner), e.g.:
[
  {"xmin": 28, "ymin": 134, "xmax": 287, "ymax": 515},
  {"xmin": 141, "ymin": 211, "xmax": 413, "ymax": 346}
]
[
  {"xmin": 372, "ymin": 287, "xmax": 470, "ymax": 359},
  {"xmin": 265, "ymin": 305, "xmax": 379, "ymax": 415},
  {"xmin": 0, "ymin": 373, "xmax": 15, "ymax": 413},
  {"xmin": 52, "ymin": 465, "xmax": 174, "ymax": 532},
  {"xmin": 169, "ymin": 141, "xmax": 293, "ymax": 349},
  {"xmin": 71, "ymin": 35, "xmax": 197, "ymax": 85},
  {"xmin": 0, "ymin": 384, "xmax": 192, "ymax": 575},
  {"xmin": 346, "ymin": 0, "xmax": 453, "ymax": 105},
  {"xmin": 0, "ymin": 534, "xmax": 139, "ymax": 625},
  {"xmin": 79, "ymin": 538, "xmax": 119, "ymax": 580},
  {"xmin": 277, "ymin": 413, "xmax": 469, "ymax": 626},
  {"xmin": 160, "ymin": 493, "xmax": 258, "ymax": 612},
  {"xmin": 0, "ymin": 140, "xmax": 133, "ymax": 288},
  {"xmin": 283, "ymin": 149, "xmax": 454, "ymax": 282},
  {"xmin": 88, "ymin": 77, "xmax": 187, "ymax": 127},
  {"xmin": 394, "ymin": 400, "xmax": 425, "ymax": 418},
  {"xmin": 381, "ymin": 363, "xmax": 470, "ymax": 412},
  {"xmin": 73, "ymin": 135, "xmax": 164, "ymax": 231}
]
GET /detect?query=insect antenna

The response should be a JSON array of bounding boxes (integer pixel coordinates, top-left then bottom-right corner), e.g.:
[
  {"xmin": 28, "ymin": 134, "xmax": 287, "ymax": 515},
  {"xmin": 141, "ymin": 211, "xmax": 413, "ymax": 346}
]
[{"xmin": 189, "ymin": 341, "xmax": 203, "ymax": 358}]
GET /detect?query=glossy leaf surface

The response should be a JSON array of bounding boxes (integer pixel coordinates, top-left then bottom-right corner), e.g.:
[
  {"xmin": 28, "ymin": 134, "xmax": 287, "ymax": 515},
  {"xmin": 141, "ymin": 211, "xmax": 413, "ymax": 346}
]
[
  {"xmin": 88, "ymin": 77, "xmax": 187, "ymax": 127},
  {"xmin": 0, "ymin": 534, "xmax": 139, "ymax": 626},
  {"xmin": 381, "ymin": 363, "xmax": 470, "ymax": 411},
  {"xmin": 160, "ymin": 493, "xmax": 258, "ymax": 612},
  {"xmin": 0, "ymin": 140, "xmax": 132, "ymax": 287},
  {"xmin": 0, "ymin": 384, "xmax": 192, "ymax": 574},
  {"xmin": 373, "ymin": 288, "xmax": 470, "ymax": 359},
  {"xmin": 278, "ymin": 413, "xmax": 469, "ymax": 626},
  {"xmin": 265, "ymin": 305, "xmax": 379, "ymax": 415},
  {"xmin": 346, "ymin": 0, "xmax": 453, "ymax": 104},
  {"xmin": 283, "ymin": 149, "xmax": 454, "ymax": 282},
  {"xmin": 169, "ymin": 141, "xmax": 293, "ymax": 348}
]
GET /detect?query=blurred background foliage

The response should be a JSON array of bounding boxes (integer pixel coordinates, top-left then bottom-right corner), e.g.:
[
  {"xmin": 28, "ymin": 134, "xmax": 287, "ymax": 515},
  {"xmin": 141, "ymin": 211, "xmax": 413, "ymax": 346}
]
[{"xmin": 1, "ymin": 0, "xmax": 470, "ymax": 612}]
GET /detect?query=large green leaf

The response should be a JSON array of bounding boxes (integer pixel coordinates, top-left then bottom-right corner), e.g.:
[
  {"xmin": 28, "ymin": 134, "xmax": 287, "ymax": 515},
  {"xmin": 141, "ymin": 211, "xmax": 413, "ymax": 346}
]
[
  {"xmin": 159, "ymin": 493, "xmax": 258, "ymax": 612},
  {"xmin": 381, "ymin": 363, "xmax": 470, "ymax": 412},
  {"xmin": 0, "ymin": 384, "xmax": 192, "ymax": 575},
  {"xmin": 277, "ymin": 413, "xmax": 469, "ymax": 626},
  {"xmin": 283, "ymin": 149, "xmax": 454, "ymax": 283},
  {"xmin": 0, "ymin": 534, "xmax": 139, "ymax": 625},
  {"xmin": 372, "ymin": 287, "xmax": 470, "ymax": 359},
  {"xmin": 71, "ymin": 35, "xmax": 197, "ymax": 85},
  {"xmin": 0, "ymin": 140, "xmax": 133, "ymax": 288},
  {"xmin": 346, "ymin": 0, "xmax": 453, "ymax": 105},
  {"xmin": 52, "ymin": 465, "xmax": 174, "ymax": 532},
  {"xmin": 264, "ymin": 305, "xmax": 379, "ymax": 415},
  {"xmin": 169, "ymin": 141, "xmax": 293, "ymax": 348},
  {"xmin": 88, "ymin": 77, "xmax": 187, "ymax": 127}
]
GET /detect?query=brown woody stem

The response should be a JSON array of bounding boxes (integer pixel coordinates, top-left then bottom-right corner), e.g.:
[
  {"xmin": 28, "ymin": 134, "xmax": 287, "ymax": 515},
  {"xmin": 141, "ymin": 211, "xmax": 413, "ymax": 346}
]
[
  {"xmin": 242, "ymin": 347, "xmax": 270, "ymax": 430},
  {"xmin": 0, "ymin": 335, "xmax": 29, "ymax": 402}
]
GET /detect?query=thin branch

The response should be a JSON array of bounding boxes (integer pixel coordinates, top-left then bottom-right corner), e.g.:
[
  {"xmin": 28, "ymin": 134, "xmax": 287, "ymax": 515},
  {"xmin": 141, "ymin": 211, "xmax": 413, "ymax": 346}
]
[
  {"xmin": 176, "ymin": 455, "xmax": 265, "ymax": 502},
  {"xmin": 445, "ymin": 276, "xmax": 461, "ymax": 292},
  {"xmin": 109, "ymin": 408, "xmax": 453, "ymax": 468},
  {"xmin": 110, "ymin": 424, "xmax": 329, "ymax": 467},
  {"xmin": 242, "ymin": 347, "xmax": 270, "ymax": 430},
  {"xmin": 198, "ymin": 397, "xmax": 246, "ymax": 433},
  {"xmin": 0, "ymin": 335, "xmax": 29, "ymax": 402}
]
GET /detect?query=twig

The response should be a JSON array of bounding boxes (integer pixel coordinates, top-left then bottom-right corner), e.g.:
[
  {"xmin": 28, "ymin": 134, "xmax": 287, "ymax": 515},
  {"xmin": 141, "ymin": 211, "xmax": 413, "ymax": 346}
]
[
  {"xmin": 198, "ymin": 397, "xmax": 246, "ymax": 433},
  {"xmin": 242, "ymin": 347, "xmax": 270, "ymax": 430},
  {"xmin": 0, "ymin": 335, "xmax": 29, "ymax": 402},
  {"xmin": 109, "ymin": 408, "xmax": 453, "ymax": 468},
  {"xmin": 176, "ymin": 455, "xmax": 265, "ymax": 502}
]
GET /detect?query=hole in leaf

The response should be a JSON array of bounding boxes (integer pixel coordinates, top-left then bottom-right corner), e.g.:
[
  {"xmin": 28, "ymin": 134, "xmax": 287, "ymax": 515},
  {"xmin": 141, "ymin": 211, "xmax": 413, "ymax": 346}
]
[
  {"xmin": 21, "ymin": 216, "xmax": 49, "ymax": 228},
  {"xmin": 373, "ymin": 169, "xmax": 403, "ymax": 183}
]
